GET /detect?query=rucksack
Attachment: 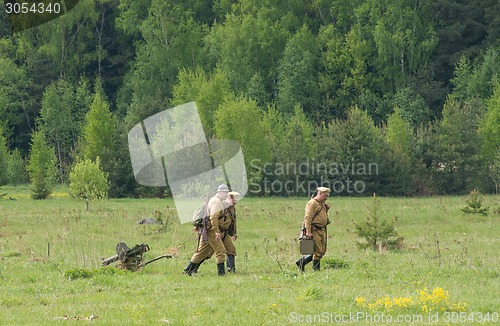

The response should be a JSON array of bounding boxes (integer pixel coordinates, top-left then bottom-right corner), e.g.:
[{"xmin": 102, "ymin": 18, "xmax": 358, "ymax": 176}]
[
  {"xmin": 192, "ymin": 196, "xmax": 225, "ymax": 228},
  {"xmin": 191, "ymin": 205, "xmax": 207, "ymax": 227}
]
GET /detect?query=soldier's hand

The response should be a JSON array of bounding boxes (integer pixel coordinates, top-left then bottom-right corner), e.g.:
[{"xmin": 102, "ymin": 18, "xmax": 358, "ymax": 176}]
[
  {"xmin": 232, "ymin": 235, "xmax": 237, "ymax": 241},
  {"xmin": 215, "ymin": 232, "xmax": 221, "ymax": 241},
  {"xmin": 306, "ymin": 231, "xmax": 312, "ymax": 238}
]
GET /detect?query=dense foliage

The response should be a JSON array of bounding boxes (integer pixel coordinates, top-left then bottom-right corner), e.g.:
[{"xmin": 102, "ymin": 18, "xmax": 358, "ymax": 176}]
[{"xmin": 0, "ymin": 0, "xmax": 499, "ymax": 197}]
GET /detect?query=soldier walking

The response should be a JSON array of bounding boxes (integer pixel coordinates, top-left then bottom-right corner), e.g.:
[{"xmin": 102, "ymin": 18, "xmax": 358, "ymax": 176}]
[
  {"xmin": 186, "ymin": 191, "xmax": 240, "ymax": 274},
  {"xmin": 296, "ymin": 186, "xmax": 331, "ymax": 271},
  {"xmin": 184, "ymin": 184, "xmax": 229, "ymax": 276},
  {"xmin": 220, "ymin": 191, "xmax": 239, "ymax": 273}
]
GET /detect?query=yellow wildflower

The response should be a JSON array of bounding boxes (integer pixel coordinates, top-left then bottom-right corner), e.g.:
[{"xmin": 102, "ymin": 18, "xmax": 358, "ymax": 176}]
[{"xmin": 355, "ymin": 297, "xmax": 366, "ymax": 306}]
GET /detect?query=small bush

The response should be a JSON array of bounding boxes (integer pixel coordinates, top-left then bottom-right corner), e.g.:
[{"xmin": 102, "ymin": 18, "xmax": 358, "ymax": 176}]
[
  {"xmin": 69, "ymin": 157, "xmax": 109, "ymax": 200},
  {"xmin": 460, "ymin": 188, "xmax": 489, "ymax": 215},
  {"xmin": 353, "ymin": 193, "xmax": 400, "ymax": 251}
]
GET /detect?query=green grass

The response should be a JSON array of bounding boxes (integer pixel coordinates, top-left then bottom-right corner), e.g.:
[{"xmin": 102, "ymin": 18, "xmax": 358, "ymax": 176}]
[{"xmin": 0, "ymin": 187, "xmax": 499, "ymax": 325}]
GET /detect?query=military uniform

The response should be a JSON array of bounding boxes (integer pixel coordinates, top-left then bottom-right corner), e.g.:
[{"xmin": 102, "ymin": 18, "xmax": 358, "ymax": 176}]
[
  {"xmin": 304, "ymin": 198, "xmax": 328, "ymax": 261},
  {"xmin": 220, "ymin": 204, "xmax": 237, "ymax": 254},
  {"xmin": 184, "ymin": 184, "xmax": 231, "ymax": 276},
  {"xmin": 296, "ymin": 187, "xmax": 330, "ymax": 271},
  {"xmin": 190, "ymin": 193, "xmax": 239, "ymax": 273},
  {"xmin": 190, "ymin": 195, "xmax": 227, "ymax": 265}
]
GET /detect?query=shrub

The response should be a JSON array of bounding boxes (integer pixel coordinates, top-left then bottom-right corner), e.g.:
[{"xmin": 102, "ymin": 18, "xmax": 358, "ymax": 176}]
[
  {"xmin": 69, "ymin": 157, "xmax": 109, "ymax": 200},
  {"xmin": 460, "ymin": 188, "xmax": 489, "ymax": 215},
  {"xmin": 353, "ymin": 193, "xmax": 400, "ymax": 251}
]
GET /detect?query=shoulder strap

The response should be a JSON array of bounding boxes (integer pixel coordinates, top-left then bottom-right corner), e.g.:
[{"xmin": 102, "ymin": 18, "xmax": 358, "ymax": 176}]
[
  {"xmin": 303, "ymin": 204, "xmax": 322, "ymax": 223},
  {"xmin": 311, "ymin": 206, "xmax": 322, "ymax": 223}
]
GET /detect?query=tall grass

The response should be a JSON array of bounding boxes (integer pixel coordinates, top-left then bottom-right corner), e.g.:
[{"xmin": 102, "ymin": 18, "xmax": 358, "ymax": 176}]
[{"xmin": 0, "ymin": 188, "xmax": 499, "ymax": 325}]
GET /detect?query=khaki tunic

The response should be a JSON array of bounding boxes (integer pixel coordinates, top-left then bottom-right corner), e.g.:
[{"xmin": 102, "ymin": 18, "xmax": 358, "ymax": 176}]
[
  {"xmin": 304, "ymin": 198, "xmax": 329, "ymax": 260},
  {"xmin": 193, "ymin": 203, "xmax": 237, "ymax": 261},
  {"xmin": 190, "ymin": 195, "xmax": 226, "ymax": 264}
]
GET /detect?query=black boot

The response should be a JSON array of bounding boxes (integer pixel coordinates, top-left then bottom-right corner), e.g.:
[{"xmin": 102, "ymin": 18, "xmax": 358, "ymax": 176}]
[
  {"xmin": 191, "ymin": 258, "xmax": 206, "ymax": 274},
  {"xmin": 227, "ymin": 255, "xmax": 236, "ymax": 273},
  {"xmin": 295, "ymin": 255, "xmax": 313, "ymax": 272},
  {"xmin": 217, "ymin": 262, "xmax": 226, "ymax": 276},
  {"xmin": 312, "ymin": 260, "xmax": 321, "ymax": 271},
  {"xmin": 183, "ymin": 261, "xmax": 199, "ymax": 276}
]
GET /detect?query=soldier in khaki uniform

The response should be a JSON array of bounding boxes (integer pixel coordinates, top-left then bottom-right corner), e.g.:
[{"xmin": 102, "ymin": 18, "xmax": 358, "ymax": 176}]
[
  {"xmin": 183, "ymin": 184, "xmax": 229, "ymax": 276},
  {"xmin": 220, "ymin": 191, "xmax": 239, "ymax": 273},
  {"xmin": 295, "ymin": 187, "xmax": 331, "ymax": 271},
  {"xmin": 188, "ymin": 191, "xmax": 240, "ymax": 274}
]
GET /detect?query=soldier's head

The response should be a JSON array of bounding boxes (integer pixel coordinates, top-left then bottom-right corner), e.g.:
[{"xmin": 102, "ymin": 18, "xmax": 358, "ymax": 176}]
[
  {"xmin": 316, "ymin": 187, "xmax": 331, "ymax": 202},
  {"xmin": 217, "ymin": 184, "xmax": 230, "ymax": 199},
  {"xmin": 227, "ymin": 191, "xmax": 240, "ymax": 205}
]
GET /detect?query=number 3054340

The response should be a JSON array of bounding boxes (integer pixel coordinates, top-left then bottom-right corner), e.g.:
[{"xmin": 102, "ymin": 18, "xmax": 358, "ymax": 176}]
[
  {"xmin": 4, "ymin": 1, "xmax": 61, "ymax": 15},
  {"xmin": 442, "ymin": 312, "xmax": 499, "ymax": 323}
]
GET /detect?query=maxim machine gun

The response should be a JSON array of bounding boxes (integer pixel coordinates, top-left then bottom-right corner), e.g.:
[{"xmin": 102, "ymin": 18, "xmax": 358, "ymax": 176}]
[{"xmin": 101, "ymin": 242, "xmax": 172, "ymax": 271}]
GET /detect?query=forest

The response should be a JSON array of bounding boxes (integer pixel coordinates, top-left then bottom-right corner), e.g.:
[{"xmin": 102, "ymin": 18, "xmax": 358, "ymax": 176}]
[{"xmin": 0, "ymin": 0, "xmax": 499, "ymax": 198}]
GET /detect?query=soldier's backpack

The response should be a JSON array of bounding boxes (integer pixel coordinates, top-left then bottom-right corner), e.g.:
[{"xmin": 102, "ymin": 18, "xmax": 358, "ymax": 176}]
[
  {"xmin": 191, "ymin": 196, "xmax": 226, "ymax": 227},
  {"xmin": 191, "ymin": 205, "xmax": 207, "ymax": 227}
]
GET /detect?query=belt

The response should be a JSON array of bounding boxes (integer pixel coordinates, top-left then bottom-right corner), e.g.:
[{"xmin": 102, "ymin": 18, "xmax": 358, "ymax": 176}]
[{"xmin": 312, "ymin": 223, "xmax": 325, "ymax": 230}]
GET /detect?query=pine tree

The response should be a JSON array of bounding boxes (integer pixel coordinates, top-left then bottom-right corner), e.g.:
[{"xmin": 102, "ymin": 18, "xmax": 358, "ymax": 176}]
[
  {"xmin": 27, "ymin": 131, "xmax": 57, "ymax": 199},
  {"xmin": 353, "ymin": 193, "xmax": 400, "ymax": 251},
  {"xmin": 82, "ymin": 81, "xmax": 117, "ymax": 161}
]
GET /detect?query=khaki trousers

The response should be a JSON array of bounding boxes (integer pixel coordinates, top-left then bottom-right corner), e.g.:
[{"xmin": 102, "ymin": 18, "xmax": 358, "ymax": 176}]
[
  {"xmin": 190, "ymin": 228, "xmax": 226, "ymax": 264},
  {"xmin": 312, "ymin": 229, "xmax": 326, "ymax": 260},
  {"xmin": 192, "ymin": 231, "xmax": 236, "ymax": 262}
]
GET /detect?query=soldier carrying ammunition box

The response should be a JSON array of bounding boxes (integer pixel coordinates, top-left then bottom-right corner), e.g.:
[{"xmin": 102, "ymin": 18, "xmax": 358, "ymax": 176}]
[{"xmin": 296, "ymin": 186, "xmax": 331, "ymax": 272}]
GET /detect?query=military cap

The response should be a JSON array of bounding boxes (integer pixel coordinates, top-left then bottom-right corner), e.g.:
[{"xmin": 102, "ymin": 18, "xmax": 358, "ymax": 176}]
[
  {"xmin": 228, "ymin": 191, "xmax": 240, "ymax": 198},
  {"xmin": 317, "ymin": 186, "xmax": 331, "ymax": 194},
  {"xmin": 217, "ymin": 184, "xmax": 230, "ymax": 192}
]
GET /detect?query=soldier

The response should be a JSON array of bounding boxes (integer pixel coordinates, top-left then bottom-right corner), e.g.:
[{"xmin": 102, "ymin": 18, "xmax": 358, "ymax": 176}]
[
  {"xmin": 221, "ymin": 191, "xmax": 239, "ymax": 273},
  {"xmin": 295, "ymin": 186, "xmax": 331, "ymax": 271},
  {"xmin": 188, "ymin": 191, "xmax": 240, "ymax": 274},
  {"xmin": 183, "ymin": 184, "xmax": 229, "ymax": 276}
]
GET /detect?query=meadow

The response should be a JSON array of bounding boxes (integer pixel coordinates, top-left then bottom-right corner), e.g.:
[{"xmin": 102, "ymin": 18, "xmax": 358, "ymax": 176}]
[{"xmin": 0, "ymin": 186, "xmax": 499, "ymax": 325}]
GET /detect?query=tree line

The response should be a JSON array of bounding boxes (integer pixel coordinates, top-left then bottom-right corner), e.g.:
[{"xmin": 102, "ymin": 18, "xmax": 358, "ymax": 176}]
[{"xmin": 0, "ymin": 0, "xmax": 499, "ymax": 198}]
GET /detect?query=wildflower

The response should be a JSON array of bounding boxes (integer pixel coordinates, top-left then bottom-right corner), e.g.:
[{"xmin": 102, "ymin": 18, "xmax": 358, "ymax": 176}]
[
  {"xmin": 356, "ymin": 286, "xmax": 467, "ymax": 314},
  {"xmin": 355, "ymin": 297, "xmax": 366, "ymax": 306},
  {"xmin": 394, "ymin": 297, "xmax": 413, "ymax": 308}
]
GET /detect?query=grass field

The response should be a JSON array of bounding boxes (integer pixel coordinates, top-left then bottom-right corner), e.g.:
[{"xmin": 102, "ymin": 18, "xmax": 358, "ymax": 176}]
[{"xmin": 0, "ymin": 186, "xmax": 499, "ymax": 325}]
